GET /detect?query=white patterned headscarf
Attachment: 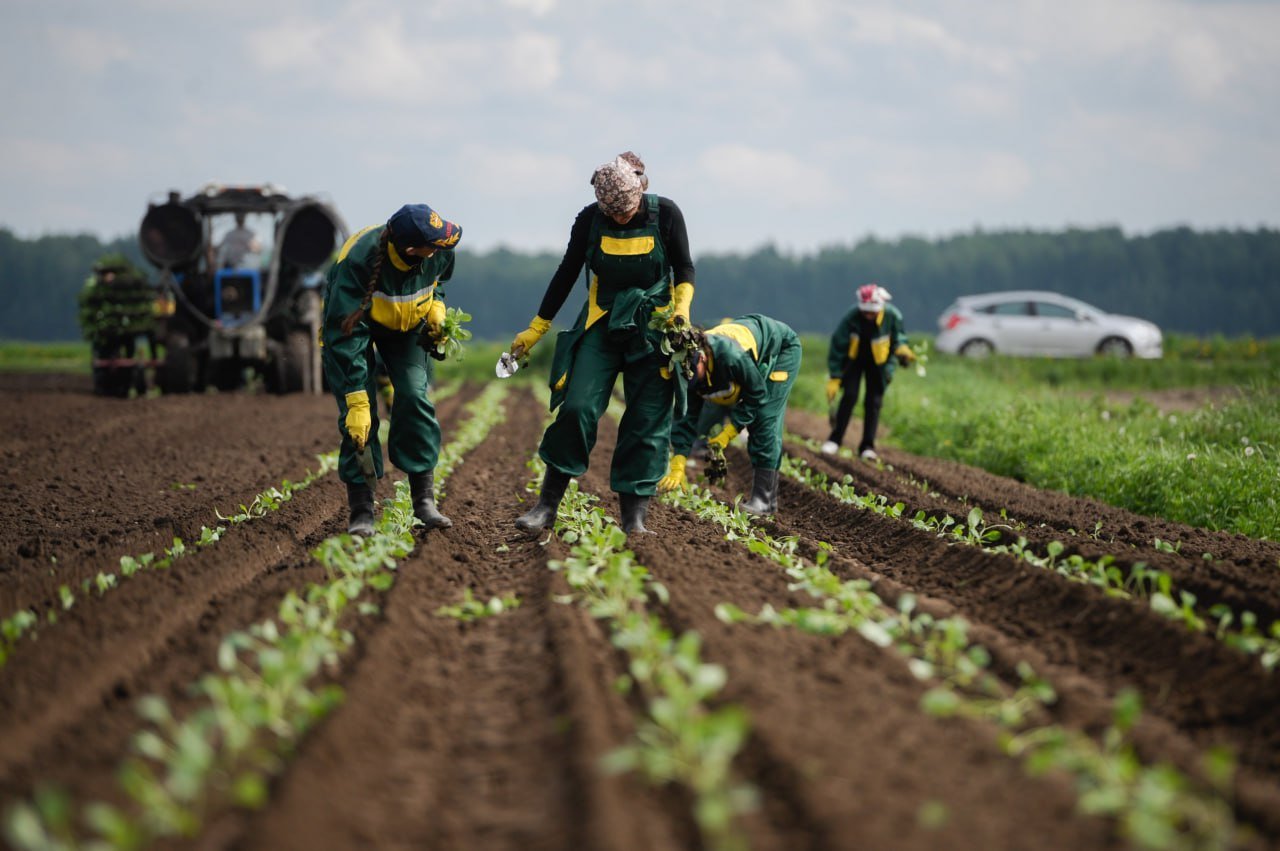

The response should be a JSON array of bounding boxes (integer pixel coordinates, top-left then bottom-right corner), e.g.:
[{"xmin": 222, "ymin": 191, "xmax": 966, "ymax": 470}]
[{"xmin": 591, "ymin": 151, "xmax": 649, "ymax": 217}]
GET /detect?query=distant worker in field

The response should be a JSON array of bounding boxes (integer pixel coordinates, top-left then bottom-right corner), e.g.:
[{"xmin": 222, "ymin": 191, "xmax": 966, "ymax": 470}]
[
  {"xmin": 322, "ymin": 203, "xmax": 463, "ymax": 536},
  {"xmin": 823, "ymin": 283, "xmax": 916, "ymax": 460},
  {"xmin": 509, "ymin": 151, "xmax": 696, "ymax": 535},
  {"xmin": 216, "ymin": 212, "xmax": 262, "ymax": 268},
  {"xmin": 658, "ymin": 314, "xmax": 802, "ymax": 516}
]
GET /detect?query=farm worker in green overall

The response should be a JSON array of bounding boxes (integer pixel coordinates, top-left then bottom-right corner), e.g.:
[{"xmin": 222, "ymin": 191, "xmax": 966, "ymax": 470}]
[
  {"xmin": 823, "ymin": 283, "xmax": 915, "ymax": 460},
  {"xmin": 322, "ymin": 203, "xmax": 462, "ymax": 536},
  {"xmin": 509, "ymin": 152, "xmax": 696, "ymax": 535},
  {"xmin": 658, "ymin": 314, "xmax": 802, "ymax": 515}
]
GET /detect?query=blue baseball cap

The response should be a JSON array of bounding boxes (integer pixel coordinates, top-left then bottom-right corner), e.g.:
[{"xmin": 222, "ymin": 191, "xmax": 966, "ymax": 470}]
[{"xmin": 387, "ymin": 203, "xmax": 462, "ymax": 250}]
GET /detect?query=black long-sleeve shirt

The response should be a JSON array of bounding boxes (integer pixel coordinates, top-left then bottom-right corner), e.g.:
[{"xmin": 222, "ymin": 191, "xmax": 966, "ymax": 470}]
[{"xmin": 536, "ymin": 196, "xmax": 695, "ymax": 320}]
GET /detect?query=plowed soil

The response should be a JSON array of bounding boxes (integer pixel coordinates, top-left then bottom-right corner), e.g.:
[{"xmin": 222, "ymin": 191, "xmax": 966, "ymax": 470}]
[{"xmin": 2, "ymin": 374, "xmax": 1279, "ymax": 850}]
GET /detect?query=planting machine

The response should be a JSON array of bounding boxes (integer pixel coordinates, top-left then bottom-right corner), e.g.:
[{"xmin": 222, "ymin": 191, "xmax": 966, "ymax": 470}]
[{"xmin": 139, "ymin": 182, "xmax": 347, "ymax": 394}]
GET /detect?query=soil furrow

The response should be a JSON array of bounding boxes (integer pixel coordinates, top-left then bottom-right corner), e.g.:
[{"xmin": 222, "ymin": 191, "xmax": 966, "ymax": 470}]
[
  {"xmin": 236, "ymin": 388, "xmax": 688, "ymax": 851},
  {"xmin": 576, "ymin": 416, "xmax": 1112, "ymax": 850},
  {"xmin": 0, "ymin": 388, "xmax": 472, "ymax": 817},
  {"xmin": 785, "ymin": 408, "xmax": 1280, "ymax": 613}
]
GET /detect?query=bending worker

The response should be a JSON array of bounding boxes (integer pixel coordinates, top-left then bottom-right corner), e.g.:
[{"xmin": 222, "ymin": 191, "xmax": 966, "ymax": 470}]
[
  {"xmin": 823, "ymin": 283, "xmax": 915, "ymax": 460},
  {"xmin": 322, "ymin": 203, "xmax": 462, "ymax": 536},
  {"xmin": 658, "ymin": 314, "xmax": 802, "ymax": 516},
  {"xmin": 509, "ymin": 151, "xmax": 696, "ymax": 535}
]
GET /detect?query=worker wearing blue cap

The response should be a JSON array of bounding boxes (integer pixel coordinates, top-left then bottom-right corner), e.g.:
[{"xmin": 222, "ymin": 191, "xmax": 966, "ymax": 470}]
[{"xmin": 322, "ymin": 203, "xmax": 463, "ymax": 536}]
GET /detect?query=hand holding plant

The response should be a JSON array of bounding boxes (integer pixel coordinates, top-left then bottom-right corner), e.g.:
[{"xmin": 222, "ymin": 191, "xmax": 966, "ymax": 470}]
[{"xmin": 419, "ymin": 306, "xmax": 474, "ymax": 362}]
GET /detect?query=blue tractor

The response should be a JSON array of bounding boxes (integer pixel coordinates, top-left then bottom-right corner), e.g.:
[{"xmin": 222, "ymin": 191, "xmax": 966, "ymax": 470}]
[{"xmin": 139, "ymin": 183, "xmax": 347, "ymax": 394}]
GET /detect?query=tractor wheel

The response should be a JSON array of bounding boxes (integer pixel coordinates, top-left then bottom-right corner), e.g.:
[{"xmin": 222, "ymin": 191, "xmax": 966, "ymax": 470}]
[
  {"xmin": 266, "ymin": 330, "xmax": 312, "ymax": 394},
  {"xmin": 156, "ymin": 334, "xmax": 196, "ymax": 394}
]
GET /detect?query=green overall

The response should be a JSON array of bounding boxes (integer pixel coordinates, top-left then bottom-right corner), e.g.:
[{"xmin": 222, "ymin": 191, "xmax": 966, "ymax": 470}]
[
  {"xmin": 671, "ymin": 314, "xmax": 802, "ymax": 469},
  {"xmin": 322, "ymin": 226, "xmax": 451, "ymax": 485},
  {"xmin": 540, "ymin": 195, "xmax": 675, "ymax": 495}
]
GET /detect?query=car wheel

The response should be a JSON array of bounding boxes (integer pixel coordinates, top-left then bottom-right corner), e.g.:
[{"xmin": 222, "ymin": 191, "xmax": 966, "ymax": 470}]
[
  {"xmin": 960, "ymin": 339, "xmax": 995, "ymax": 358},
  {"xmin": 1096, "ymin": 337, "xmax": 1133, "ymax": 358}
]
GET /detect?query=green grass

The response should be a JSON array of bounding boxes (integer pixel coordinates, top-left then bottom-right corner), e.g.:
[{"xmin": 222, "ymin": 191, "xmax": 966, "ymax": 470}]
[
  {"xmin": 793, "ymin": 335, "xmax": 1280, "ymax": 541},
  {"xmin": 0, "ymin": 340, "xmax": 91, "ymax": 373}
]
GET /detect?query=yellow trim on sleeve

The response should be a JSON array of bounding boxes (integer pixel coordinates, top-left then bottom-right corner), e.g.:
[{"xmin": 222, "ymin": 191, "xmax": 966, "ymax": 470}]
[{"xmin": 768, "ymin": 371, "xmax": 789, "ymax": 381}]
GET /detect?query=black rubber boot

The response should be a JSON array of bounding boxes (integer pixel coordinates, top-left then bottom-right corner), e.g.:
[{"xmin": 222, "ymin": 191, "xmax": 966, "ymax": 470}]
[
  {"xmin": 741, "ymin": 468, "xmax": 780, "ymax": 516},
  {"xmin": 346, "ymin": 482, "xmax": 376, "ymax": 536},
  {"xmin": 516, "ymin": 468, "xmax": 570, "ymax": 532},
  {"xmin": 619, "ymin": 493, "xmax": 653, "ymax": 535},
  {"xmin": 409, "ymin": 471, "xmax": 452, "ymax": 531}
]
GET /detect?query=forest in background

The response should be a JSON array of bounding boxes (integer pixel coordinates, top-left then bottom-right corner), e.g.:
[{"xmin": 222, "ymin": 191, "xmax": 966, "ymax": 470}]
[{"xmin": 1, "ymin": 225, "xmax": 1277, "ymax": 342}]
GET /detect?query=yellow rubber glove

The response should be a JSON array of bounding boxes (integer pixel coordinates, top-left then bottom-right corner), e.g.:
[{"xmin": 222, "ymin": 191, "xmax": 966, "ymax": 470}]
[
  {"xmin": 671, "ymin": 282, "xmax": 694, "ymax": 326},
  {"xmin": 425, "ymin": 298, "xmax": 447, "ymax": 339},
  {"xmin": 894, "ymin": 344, "xmax": 917, "ymax": 366},
  {"xmin": 825, "ymin": 377, "xmax": 841, "ymax": 403},
  {"xmin": 707, "ymin": 423, "xmax": 739, "ymax": 451},
  {"xmin": 344, "ymin": 390, "xmax": 371, "ymax": 449},
  {"xmin": 511, "ymin": 315, "xmax": 552, "ymax": 357},
  {"xmin": 657, "ymin": 455, "xmax": 688, "ymax": 492}
]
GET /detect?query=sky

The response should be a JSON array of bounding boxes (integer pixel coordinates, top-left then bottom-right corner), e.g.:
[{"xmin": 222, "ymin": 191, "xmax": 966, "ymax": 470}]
[{"xmin": 2, "ymin": 0, "xmax": 1278, "ymax": 256}]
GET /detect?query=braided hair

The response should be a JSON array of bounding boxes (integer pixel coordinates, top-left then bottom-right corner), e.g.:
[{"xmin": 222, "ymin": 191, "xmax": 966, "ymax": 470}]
[{"xmin": 340, "ymin": 227, "xmax": 390, "ymax": 337}]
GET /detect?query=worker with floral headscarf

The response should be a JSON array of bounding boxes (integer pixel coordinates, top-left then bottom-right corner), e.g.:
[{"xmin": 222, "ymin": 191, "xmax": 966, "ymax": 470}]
[
  {"xmin": 823, "ymin": 283, "xmax": 915, "ymax": 460},
  {"xmin": 510, "ymin": 152, "xmax": 697, "ymax": 535},
  {"xmin": 323, "ymin": 203, "xmax": 463, "ymax": 536}
]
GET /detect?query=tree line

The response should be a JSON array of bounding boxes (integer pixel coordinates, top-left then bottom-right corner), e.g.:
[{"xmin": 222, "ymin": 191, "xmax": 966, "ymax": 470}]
[{"xmin": 2, "ymin": 225, "xmax": 1277, "ymax": 342}]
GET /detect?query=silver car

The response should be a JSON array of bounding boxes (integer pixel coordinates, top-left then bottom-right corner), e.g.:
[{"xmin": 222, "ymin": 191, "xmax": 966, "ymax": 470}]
[{"xmin": 935, "ymin": 290, "xmax": 1163, "ymax": 358}]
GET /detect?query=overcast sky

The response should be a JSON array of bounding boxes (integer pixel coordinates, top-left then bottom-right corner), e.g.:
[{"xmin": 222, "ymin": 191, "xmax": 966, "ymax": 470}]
[{"xmin": 2, "ymin": 0, "xmax": 1278, "ymax": 255}]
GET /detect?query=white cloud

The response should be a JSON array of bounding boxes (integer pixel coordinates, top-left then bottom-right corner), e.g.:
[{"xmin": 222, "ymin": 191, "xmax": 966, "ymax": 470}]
[
  {"xmin": 48, "ymin": 27, "xmax": 133, "ymax": 75},
  {"xmin": 697, "ymin": 144, "xmax": 839, "ymax": 208},
  {"xmin": 1168, "ymin": 31, "xmax": 1233, "ymax": 99},
  {"xmin": 1048, "ymin": 110, "xmax": 1212, "ymax": 173},
  {"xmin": 0, "ymin": 137, "xmax": 134, "ymax": 184},
  {"xmin": 867, "ymin": 148, "xmax": 1031, "ymax": 203},
  {"xmin": 503, "ymin": 0, "xmax": 556, "ymax": 16},
  {"xmin": 847, "ymin": 7, "xmax": 1022, "ymax": 75},
  {"xmin": 244, "ymin": 15, "xmax": 560, "ymax": 100},
  {"xmin": 456, "ymin": 147, "xmax": 576, "ymax": 198},
  {"xmin": 945, "ymin": 82, "xmax": 1017, "ymax": 117}
]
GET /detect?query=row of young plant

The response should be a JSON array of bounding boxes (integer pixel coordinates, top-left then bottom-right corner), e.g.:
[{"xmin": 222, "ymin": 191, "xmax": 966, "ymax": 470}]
[
  {"xmin": 3, "ymin": 381, "xmax": 511, "ymax": 851},
  {"xmin": 661, "ymin": 482, "xmax": 1242, "ymax": 851},
  {"xmin": 525, "ymin": 452, "xmax": 756, "ymax": 851},
  {"xmin": 0, "ymin": 454, "xmax": 339, "ymax": 671},
  {"xmin": 780, "ymin": 445, "xmax": 1280, "ymax": 672},
  {"xmin": 0, "ymin": 380, "xmax": 468, "ymax": 671}
]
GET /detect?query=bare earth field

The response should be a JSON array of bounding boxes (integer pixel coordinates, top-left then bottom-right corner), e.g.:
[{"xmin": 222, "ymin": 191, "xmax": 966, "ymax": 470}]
[{"xmin": 2, "ymin": 373, "xmax": 1279, "ymax": 850}]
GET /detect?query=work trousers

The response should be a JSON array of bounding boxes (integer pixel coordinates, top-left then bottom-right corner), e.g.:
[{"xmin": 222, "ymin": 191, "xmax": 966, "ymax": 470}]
[
  {"xmin": 743, "ymin": 338, "xmax": 802, "ymax": 470},
  {"xmin": 540, "ymin": 321, "xmax": 673, "ymax": 495},
  {"xmin": 326, "ymin": 325, "xmax": 440, "ymax": 485},
  {"xmin": 828, "ymin": 357, "xmax": 885, "ymax": 453}
]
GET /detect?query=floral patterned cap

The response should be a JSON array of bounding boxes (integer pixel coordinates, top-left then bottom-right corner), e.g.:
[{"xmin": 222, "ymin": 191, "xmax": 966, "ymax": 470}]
[{"xmin": 591, "ymin": 151, "xmax": 649, "ymax": 218}]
